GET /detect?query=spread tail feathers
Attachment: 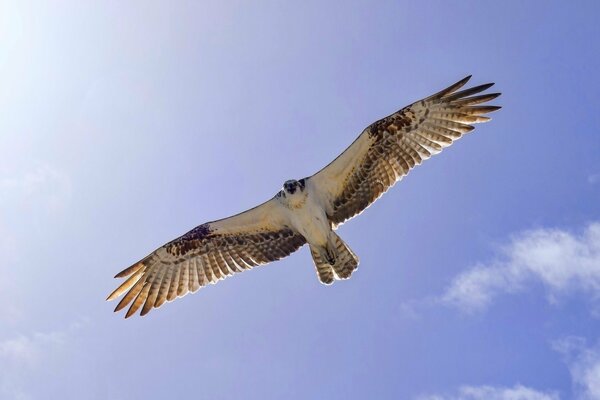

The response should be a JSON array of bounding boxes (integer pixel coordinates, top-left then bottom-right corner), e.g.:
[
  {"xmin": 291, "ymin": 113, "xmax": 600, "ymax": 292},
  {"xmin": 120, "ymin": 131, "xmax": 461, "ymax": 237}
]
[{"xmin": 310, "ymin": 233, "xmax": 359, "ymax": 285}]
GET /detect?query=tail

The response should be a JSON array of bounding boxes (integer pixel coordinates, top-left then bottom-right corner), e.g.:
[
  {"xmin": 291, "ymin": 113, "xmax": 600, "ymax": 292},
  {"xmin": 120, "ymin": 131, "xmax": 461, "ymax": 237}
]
[{"xmin": 309, "ymin": 232, "xmax": 359, "ymax": 285}]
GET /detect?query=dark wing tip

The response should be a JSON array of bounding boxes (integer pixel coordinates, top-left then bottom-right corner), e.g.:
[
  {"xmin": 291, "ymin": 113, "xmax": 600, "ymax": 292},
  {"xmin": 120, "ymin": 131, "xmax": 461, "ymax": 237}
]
[
  {"xmin": 457, "ymin": 75, "xmax": 472, "ymax": 85},
  {"xmin": 453, "ymin": 92, "xmax": 501, "ymax": 107},
  {"xmin": 472, "ymin": 105, "xmax": 502, "ymax": 114},
  {"xmin": 140, "ymin": 308, "xmax": 151, "ymax": 317},
  {"xmin": 427, "ymin": 75, "xmax": 473, "ymax": 100},
  {"xmin": 114, "ymin": 297, "xmax": 129, "ymax": 313},
  {"xmin": 453, "ymin": 75, "xmax": 472, "ymax": 88},
  {"xmin": 125, "ymin": 305, "xmax": 138, "ymax": 319},
  {"xmin": 444, "ymin": 83, "xmax": 496, "ymax": 102},
  {"xmin": 479, "ymin": 82, "xmax": 495, "ymax": 91},
  {"xmin": 486, "ymin": 93, "xmax": 502, "ymax": 101}
]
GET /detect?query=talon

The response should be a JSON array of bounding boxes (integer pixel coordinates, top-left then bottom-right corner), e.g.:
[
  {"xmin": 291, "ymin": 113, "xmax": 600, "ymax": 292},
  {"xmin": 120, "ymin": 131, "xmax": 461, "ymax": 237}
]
[{"xmin": 326, "ymin": 248, "xmax": 336, "ymax": 265}]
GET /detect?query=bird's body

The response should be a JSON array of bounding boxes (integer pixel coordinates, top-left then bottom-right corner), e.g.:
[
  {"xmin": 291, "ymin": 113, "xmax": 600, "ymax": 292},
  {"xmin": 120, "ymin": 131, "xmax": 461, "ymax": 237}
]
[
  {"xmin": 279, "ymin": 178, "xmax": 358, "ymax": 279},
  {"xmin": 281, "ymin": 180, "xmax": 328, "ymax": 246},
  {"xmin": 108, "ymin": 75, "xmax": 501, "ymax": 318}
]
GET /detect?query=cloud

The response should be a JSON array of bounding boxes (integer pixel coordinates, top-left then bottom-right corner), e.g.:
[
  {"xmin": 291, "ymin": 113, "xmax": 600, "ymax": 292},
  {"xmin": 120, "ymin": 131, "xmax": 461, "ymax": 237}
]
[
  {"xmin": 0, "ymin": 163, "xmax": 72, "ymax": 214},
  {"xmin": 552, "ymin": 336, "xmax": 600, "ymax": 400},
  {"xmin": 415, "ymin": 335, "xmax": 600, "ymax": 400},
  {"xmin": 0, "ymin": 222, "xmax": 21, "ymax": 324},
  {"xmin": 416, "ymin": 384, "xmax": 559, "ymax": 400},
  {"xmin": 589, "ymin": 173, "xmax": 600, "ymax": 185},
  {"xmin": 441, "ymin": 222, "xmax": 600, "ymax": 313},
  {"xmin": 0, "ymin": 163, "xmax": 72, "ymax": 324},
  {"xmin": 0, "ymin": 319, "xmax": 87, "ymax": 399},
  {"xmin": 0, "ymin": 328, "xmax": 69, "ymax": 367}
]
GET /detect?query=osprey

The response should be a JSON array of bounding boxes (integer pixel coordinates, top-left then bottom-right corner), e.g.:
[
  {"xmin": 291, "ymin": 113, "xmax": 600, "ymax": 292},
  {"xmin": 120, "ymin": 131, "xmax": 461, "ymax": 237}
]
[{"xmin": 108, "ymin": 75, "xmax": 501, "ymax": 318}]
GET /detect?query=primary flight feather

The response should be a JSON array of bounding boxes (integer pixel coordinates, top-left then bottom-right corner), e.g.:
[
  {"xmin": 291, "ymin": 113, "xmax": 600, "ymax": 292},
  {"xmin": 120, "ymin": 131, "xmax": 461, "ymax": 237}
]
[{"xmin": 107, "ymin": 75, "xmax": 501, "ymax": 318}]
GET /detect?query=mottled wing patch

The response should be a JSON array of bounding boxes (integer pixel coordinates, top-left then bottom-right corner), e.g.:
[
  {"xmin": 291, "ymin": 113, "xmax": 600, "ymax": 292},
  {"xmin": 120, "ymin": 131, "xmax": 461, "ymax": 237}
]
[
  {"xmin": 107, "ymin": 225, "xmax": 306, "ymax": 318},
  {"xmin": 324, "ymin": 75, "xmax": 501, "ymax": 226},
  {"xmin": 164, "ymin": 223, "xmax": 213, "ymax": 256}
]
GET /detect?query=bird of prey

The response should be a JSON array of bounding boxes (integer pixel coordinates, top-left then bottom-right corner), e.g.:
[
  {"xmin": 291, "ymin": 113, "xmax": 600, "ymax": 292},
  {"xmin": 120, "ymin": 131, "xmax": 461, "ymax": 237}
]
[{"xmin": 107, "ymin": 75, "xmax": 501, "ymax": 318}]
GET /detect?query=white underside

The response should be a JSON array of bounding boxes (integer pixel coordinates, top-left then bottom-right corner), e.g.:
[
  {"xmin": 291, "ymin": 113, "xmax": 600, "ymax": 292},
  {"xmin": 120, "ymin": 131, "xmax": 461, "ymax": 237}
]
[{"xmin": 280, "ymin": 181, "xmax": 332, "ymax": 247}]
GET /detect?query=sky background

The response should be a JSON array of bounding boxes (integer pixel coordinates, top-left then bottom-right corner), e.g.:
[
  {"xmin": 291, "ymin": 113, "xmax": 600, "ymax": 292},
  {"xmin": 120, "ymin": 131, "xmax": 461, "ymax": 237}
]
[{"xmin": 1, "ymin": 1, "xmax": 600, "ymax": 399}]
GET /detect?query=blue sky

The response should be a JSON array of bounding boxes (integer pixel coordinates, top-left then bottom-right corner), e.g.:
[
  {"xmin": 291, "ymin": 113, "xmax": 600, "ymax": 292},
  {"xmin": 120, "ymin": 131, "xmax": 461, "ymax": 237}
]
[{"xmin": 1, "ymin": 1, "xmax": 599, "ymax": 399}]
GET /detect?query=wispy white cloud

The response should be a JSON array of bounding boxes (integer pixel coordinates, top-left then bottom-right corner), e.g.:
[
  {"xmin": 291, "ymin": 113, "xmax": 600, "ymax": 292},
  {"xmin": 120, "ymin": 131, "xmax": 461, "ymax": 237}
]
[
  {"xmin": 0, "ymin": 222, "xmax": 21, "ymax": 324},
  {"xmin": 0, "ymin": 163, "xmax": 72, "ymax": 214},
  {"xmin": 0, "ymin": 163, "xmax": 72, "ymax": 325},
  {"xmin": 441, "ymin": 222, "xmax": 600, "ymax": 313},
  {"xmin": 589, "ymin": 173, "xmax": 600, "ymax": 185},
  {"xmin": 415, "ymin": 335, "xmax": 600, "ymax": 400},
  {"xmin": 553, "ymin": 336, "xmax": 600, "ymax": 400},
  {"xmin": 0, "ymin": 319, "xmax": 87, "ymax": 399},
  {"xmin": 0, "ymin": 327, "xmax": 71, "ymax": 367},
  {"xmin": 416, "ymin": 384, "xmax": 559, "ymax": 400}
]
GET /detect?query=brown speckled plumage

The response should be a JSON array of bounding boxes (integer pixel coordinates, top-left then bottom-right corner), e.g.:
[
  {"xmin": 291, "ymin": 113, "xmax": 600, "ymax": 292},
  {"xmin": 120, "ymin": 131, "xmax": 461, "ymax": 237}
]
[
  {"xmin": 312, "ymin": 76, "xmax": 500, "ymax": 226},
  {"xmin": 108, "ymin": 225, "xmax": 306, "ymax": 318},
  {"xmin": 108, "ymin": 75, "xmax": 501, "ymax": 318}
]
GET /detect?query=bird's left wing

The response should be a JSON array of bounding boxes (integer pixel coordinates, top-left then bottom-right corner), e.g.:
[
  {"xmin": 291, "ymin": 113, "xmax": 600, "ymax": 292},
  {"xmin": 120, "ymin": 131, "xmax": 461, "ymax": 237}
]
[
  {"xmin": 107, "ymin": 196, "xmax": 305, "ymax": 318},
  {"xmin": 308, "ymin": 76, "xmax": 501, "ymax": 226}
]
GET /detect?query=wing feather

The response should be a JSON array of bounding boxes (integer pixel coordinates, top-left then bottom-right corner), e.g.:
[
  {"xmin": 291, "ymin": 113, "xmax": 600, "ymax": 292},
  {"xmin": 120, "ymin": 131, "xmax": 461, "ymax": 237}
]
[
  {"xmin": 142, "ymin": 266, "xmax": 166, "ymax": 315},
  {"xmin": 308, "ymin": 76, "xmax": 501, "ymax": 226},
  {"xmin": 114, "ymin": 271, "xmax": 147, "ymax": 312},
  {"xmin": 153, "ymin": 267, "xmax": 170, "ymax": 308},
  {"xmin": 165, "ymin": 264, "xmax": 179, "ymax": 302},
  {"xmin": 126, "ymin": 281, "xmax": 151, "ymax": 318},
  {"xmin": 109, "ymin": 76, "xmax": 500, "ymax": 318},
  {"xmin": 177, "ymin": 259, "xmax": 189, "ymax": 296},
  {"xmin": 108, "ymin": 197, "xmax": 306, "ymax": 318}
]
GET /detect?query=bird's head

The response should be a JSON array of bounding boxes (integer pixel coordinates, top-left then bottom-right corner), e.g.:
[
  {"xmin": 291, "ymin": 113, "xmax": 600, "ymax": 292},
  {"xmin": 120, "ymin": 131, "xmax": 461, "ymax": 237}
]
[{"xmin": 282, "ymin": 179, "xmax": 306, "ymax": 197}]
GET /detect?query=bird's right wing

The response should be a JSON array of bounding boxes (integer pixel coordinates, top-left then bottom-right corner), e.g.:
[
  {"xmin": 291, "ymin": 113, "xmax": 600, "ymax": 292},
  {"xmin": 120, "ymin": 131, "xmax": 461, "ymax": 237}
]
[
  {"xmin": 308, "ymin": 76, "xmax": 501, "ymax": 227},
  {"xmin": 107, "ymin": 196, "xmax": 306, "ymax": 318}
]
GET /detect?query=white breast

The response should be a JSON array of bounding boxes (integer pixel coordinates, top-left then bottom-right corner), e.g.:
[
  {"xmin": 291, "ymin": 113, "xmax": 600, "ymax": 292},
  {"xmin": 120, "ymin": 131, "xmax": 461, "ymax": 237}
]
[{"xmin": 283, "ymin": 181, "xmax": 331, "ymax": 247}]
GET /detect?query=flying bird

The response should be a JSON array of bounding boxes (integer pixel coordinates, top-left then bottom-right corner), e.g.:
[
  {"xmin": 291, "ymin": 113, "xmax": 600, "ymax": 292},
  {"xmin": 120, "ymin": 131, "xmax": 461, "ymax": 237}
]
[{"xmin": 108, "ymin": 75, "xmax": 501, "ymax": 318}]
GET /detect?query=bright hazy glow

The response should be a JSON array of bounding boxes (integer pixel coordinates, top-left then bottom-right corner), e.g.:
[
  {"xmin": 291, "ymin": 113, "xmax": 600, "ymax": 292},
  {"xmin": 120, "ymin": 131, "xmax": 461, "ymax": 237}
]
[{"xmin": 1, "ymin": 1, "xmax": 599, "ymax": 399}]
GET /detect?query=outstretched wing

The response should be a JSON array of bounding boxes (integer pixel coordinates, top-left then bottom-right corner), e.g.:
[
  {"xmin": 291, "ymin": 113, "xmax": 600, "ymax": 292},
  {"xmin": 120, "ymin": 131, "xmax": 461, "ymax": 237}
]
[
  {"xmin": 308, "ymin": 75, "xmax": 501, "ymax": 226},
  {"xmin": 107, "ymin": 197, "xmax": 305, "ymax": 318}
]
